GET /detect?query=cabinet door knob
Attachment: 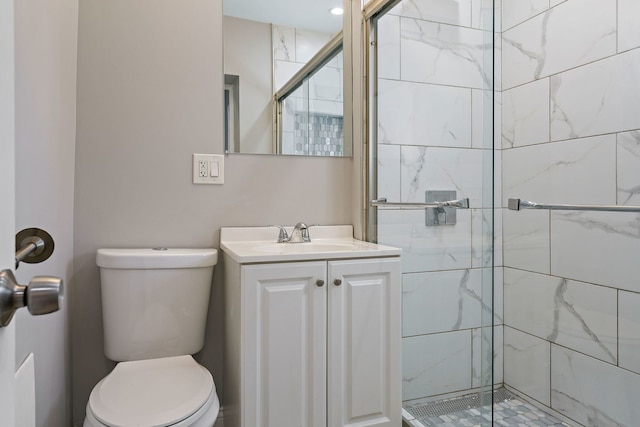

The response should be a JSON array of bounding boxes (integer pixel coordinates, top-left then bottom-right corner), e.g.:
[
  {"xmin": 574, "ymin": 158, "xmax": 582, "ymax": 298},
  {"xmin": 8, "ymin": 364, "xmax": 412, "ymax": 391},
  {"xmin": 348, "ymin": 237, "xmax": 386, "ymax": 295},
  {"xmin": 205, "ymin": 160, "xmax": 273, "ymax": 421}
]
[
  {"xmin": 316, "ymin": 279, "xmax": 325, "ymax": 287},
  {"xmin": 334, "ymin": 279, "xmax": 342, "ymax": 286}
]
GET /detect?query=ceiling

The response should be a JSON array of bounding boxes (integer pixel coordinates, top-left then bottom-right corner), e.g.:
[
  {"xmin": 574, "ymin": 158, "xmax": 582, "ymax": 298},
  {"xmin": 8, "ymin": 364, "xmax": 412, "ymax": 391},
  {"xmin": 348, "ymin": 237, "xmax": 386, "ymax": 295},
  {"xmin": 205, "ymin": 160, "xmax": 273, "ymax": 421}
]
[{"xmin": 223, "ymin": 0, "xmax": 344, "ymax": 34}]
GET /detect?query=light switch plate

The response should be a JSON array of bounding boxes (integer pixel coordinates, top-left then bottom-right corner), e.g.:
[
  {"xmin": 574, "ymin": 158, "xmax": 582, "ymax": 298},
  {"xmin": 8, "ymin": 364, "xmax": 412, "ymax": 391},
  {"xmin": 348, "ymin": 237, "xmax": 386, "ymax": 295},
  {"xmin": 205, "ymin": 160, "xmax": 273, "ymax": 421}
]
[{"xmin": 193, "ymin": 154, "xmax": 224, "ymax": 184}]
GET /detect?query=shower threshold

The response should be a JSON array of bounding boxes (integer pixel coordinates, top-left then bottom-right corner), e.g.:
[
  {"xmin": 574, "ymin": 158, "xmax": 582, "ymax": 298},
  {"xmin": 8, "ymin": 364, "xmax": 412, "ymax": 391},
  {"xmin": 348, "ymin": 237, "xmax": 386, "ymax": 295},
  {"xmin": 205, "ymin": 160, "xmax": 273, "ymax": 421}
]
[{"xmin": 402, "ymin": 387, "xmax": 574, "ymax": 426}]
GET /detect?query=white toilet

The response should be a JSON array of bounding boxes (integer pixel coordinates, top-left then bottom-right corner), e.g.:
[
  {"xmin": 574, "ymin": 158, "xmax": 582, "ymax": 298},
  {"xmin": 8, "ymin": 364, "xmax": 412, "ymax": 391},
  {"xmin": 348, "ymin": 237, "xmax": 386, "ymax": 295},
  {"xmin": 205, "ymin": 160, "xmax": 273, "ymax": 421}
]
[{"xmin": 84, "ymin": 248, "xmax": 220, "ymax": 427}]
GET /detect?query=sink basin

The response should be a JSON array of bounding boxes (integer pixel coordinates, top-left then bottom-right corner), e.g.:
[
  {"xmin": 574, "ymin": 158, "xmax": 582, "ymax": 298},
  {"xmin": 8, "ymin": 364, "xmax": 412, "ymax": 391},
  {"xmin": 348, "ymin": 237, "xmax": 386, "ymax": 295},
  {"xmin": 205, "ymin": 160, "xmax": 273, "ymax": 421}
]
[
  {"xmin": 220, "ymin": 225, "xmax": 402, "ymax": 263},
  {"xmin": 254, "ymin": 242, "xmax": 357, "ymax": 254}
]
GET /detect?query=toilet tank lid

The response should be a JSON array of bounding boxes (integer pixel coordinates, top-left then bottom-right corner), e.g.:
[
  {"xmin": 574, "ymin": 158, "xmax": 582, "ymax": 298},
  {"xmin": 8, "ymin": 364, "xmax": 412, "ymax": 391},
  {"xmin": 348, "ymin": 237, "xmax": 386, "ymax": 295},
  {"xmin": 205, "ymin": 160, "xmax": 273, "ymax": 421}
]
[{"xmin": 97, "ymin": 248, "xmax": 218, "ymax": 269}]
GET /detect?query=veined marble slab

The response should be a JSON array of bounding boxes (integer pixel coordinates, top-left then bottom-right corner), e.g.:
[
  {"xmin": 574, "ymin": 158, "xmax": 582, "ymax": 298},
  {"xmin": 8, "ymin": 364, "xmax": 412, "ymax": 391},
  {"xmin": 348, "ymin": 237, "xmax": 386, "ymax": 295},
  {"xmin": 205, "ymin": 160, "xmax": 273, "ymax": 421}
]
[
  {"xmin": 472, "ymin": 208, "xmax": 502, "ymax": 268},
  {"xmin": 503, "ymin": 206, "xmax": 549, "ymax": 274},
  {"xmin": 377, "ymin": 144, "xmax": 401, "ymax": 203},
  {"xmin": 401, "ymin": 17, "xmax": 490, "ymax": 89},
  {"xmin": 378, "ymin": 208, "xmax": 472, "ymax": 273},
  {"xmin": 502, "ymin": 0, "xmax": 616, "ymax": 90},
  {"xmin": 400, "ymin": 146, "xmax": 484, "ymax": 207},
  {"xmin": 550, "ymin": 49, "xmax": 640, "ymax": 141},
  {"xmin": 619, "ymin": 0, "xmax": 640, "ymax": 52},
  {"xmin": 402, "ymin": 330, "xmax": 472, "ymax": 400},
  {"xmin": 502, "ymin": 78, "xmax": 549, "ymax": 149},
  {"xmin": 502, "ymin": 135, "xmax": 616, "ymax": 207},
  {"xmin": 551, "ymin": 211, "xmax": 640, "ymax": 292},
  {"xmin": 619, "ymin": 290, "xmax": 640, "ymax": 375},
  {"xmin": 504, "ymin": 327, "xmax": 550, "ymax": 406},
  {"xmin": 502, "ymin": 0, "xmax": 548, "ymax": 32},
  {"xmin": 378, "ymin": 79, "xmax": 472, "ymax": 148},
  {"xmin": 272, "ymin": 25, "xmax": 296, "ymax": 62},
  {"xmin": 377, "ymin": 14, "xmax": 400, "ymax": 80},
  {"xmin": 552, "ymin": 345, "xmax": 640, "ymax": 426},
  {"xmin": 617, "ymin": 131, "xmax": 640, "ymax": 206},
  {"xmin": 402, "ymin": 269, "xmax": 484, "ymax": 336},
  {"xmin": 472, "ymin": 325, "xmax": 503, "ymax": 388},
  {"xmin": 504, "ymin": 268, "xmax": 617, "ymax": 364},
  {"xmin": 392, "ymin": 0, "xmax": 474, "ymax": 28}
]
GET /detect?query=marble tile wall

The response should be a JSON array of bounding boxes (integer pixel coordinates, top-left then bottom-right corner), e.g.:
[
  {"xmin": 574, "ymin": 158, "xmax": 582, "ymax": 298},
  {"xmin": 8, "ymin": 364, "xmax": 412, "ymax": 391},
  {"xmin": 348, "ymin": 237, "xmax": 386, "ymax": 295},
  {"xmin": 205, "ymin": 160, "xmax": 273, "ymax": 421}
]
[
  {"xmin": 273, "ymin": 25, "xmax": 344, "ymax": 155},
  {"xmin": 501, "ymin": 0, "xmax": 640, "ymax": 424},
  {"xmin": 375, "ymin": 0, "xmax": 501, "ymax": 403}
]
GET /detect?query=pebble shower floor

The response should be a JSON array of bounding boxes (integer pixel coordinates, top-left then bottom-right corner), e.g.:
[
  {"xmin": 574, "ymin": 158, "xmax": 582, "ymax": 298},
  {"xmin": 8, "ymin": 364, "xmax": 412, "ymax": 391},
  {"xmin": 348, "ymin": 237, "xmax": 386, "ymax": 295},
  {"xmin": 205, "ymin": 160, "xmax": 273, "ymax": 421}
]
[{"xmin": 404, "ymin": 388, "xmax": 574, "ymax": 427}]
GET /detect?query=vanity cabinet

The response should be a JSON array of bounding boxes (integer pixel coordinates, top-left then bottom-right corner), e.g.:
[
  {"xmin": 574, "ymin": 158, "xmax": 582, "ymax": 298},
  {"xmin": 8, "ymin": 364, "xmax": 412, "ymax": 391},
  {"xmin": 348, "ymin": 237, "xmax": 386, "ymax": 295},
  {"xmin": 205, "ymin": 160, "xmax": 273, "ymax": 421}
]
[{"xmin": 223, "ymin": 255, "xmax": 401, "ymax": 427}]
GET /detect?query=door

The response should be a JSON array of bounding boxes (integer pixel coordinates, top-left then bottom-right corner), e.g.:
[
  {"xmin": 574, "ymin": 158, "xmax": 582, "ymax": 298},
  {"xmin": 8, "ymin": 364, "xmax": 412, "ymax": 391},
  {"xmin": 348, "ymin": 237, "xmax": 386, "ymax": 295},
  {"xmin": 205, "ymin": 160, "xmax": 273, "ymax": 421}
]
[
  {"xmin": 327, "ymin": 258, "xmax": 401, "ymax": 427},
  {"xmin": 0, "ymin": 0, "xmax": 16, "ymax": 424},
  {"xmin": 242, "ymin": 261, "xmax": 327, "ymax": 427}
]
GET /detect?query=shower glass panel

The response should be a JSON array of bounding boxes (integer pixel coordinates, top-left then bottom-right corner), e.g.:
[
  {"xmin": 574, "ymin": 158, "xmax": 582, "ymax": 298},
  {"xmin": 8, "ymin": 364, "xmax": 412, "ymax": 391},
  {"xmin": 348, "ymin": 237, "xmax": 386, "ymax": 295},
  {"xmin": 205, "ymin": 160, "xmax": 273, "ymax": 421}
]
[
  {"xmin": 277, "ymin": 50, "xmax": 345, "ymax": 156},
  {"xmin": 366, "ymin": 0, "xmax": 499, "ymax": 425}
]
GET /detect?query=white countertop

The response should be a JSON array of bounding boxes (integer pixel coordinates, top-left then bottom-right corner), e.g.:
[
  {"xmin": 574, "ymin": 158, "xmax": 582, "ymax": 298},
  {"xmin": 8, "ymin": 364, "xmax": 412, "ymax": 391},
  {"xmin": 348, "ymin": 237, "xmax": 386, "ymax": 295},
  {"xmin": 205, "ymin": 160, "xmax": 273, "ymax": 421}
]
[{"xmin": 220, "ymin": 225, "xmax": 401, "ymax": 263}]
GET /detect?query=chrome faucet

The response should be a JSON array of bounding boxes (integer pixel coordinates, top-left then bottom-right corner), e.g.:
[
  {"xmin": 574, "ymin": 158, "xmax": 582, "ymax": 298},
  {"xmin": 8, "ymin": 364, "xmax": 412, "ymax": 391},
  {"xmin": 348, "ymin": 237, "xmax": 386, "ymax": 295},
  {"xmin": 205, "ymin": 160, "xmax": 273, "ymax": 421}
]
[
  {"xmin": 288, "ymin": 222, "xmax": 310, "ymax": 243},
  {"xmin": 270, "ymin": 223, "xmax": 311, "ymax": 243}
]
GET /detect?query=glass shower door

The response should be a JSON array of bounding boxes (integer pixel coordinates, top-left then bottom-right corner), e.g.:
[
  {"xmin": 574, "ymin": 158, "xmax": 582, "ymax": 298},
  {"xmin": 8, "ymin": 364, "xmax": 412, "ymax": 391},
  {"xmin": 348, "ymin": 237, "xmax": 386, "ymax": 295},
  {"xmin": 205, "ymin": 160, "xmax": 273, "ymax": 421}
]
[{"xmin": 365, "ymin": 0, "xmax": 499, "ymax": 425}]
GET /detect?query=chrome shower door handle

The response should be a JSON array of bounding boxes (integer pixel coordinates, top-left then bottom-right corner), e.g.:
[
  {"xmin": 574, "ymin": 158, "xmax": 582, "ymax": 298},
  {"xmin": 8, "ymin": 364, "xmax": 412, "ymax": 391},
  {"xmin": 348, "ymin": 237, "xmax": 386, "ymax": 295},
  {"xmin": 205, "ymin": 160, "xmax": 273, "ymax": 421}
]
[{"xmin": 0, "ymin": 269, "xmax": 63, "ymax": 327}]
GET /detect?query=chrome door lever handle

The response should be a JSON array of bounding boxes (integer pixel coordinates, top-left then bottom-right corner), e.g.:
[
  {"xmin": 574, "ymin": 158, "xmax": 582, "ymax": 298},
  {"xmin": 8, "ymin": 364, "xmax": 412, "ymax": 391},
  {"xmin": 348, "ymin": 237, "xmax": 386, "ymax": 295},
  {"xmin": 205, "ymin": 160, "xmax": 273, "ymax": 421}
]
[{"xmin": 0, "ymin": 269, "xmax": 63, "ymax": 327}]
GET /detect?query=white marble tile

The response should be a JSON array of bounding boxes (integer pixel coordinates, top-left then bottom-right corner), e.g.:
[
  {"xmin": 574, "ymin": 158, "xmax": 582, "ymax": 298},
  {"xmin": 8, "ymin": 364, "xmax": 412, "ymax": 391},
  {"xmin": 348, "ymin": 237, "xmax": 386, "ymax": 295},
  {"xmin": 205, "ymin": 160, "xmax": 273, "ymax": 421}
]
[
  {"xmin": 503, "ymin": 326, "xmax": 550, "ymax": 406},
  {"xmin": 472, "ymin": 208, "xmax": 502, "ymax": 268},
  {"xmin": 550, "ymin": 49, "xmax": 640, "ymax": 141},
  {"xmin": 378, "ymin": 144, "xmax": 401, "ymax": 203},
  {"xmin": 502, "ymin": 0, "xmax": 547, "ymax": 31},
  {"xmin": 551, "ymin": 211, "xmax": 640, "ymax": 292},
  {"xmin": 401, "ymin": 18, "xmax": 490, "ymax": 89},
  {"xmin": 502, "ymin": 0, "xmax": 616, "ymax": 90},
  {"xmin": 378, "ymin": 79, "xmax": 472, "ymax": 148},
  {"xmin": 472, "ymin": 0, "xmax": 500, "ymax": 32},
  {"xmin": 504, "ymin": 268, "xmax": 617, "ymax": 363},
  {"xmin": 402, "ymin": 269, "xmax": 483, "ymax": 336},
  {"xmin": 549, "ymin": 0, "xmax": 566, "ymax": 6},
  {"xmin": 395, "ymin": 0, "xmax": 473, "ymax": 27},
  {"xmin": 502, "ymin": 209, "xmax": 549, "ymax": 273},
  {"xmin": 502, "ymin": 78, "xmax": 549, "ymax": 149},
  {"xmin": 273, "ymin": 60, "xmax": 304, "ymax": 92},
  {"xmin": 617, "ymin": 130, "xmax": 640, "ymax": 206},
  {"xmin": 400, "ymin": 146, "xmax": 483, "ymax": 207},
  {"xmin": 377, "ymin": 14, "xmax": 401, "ymax": 80},
  {"xmin": 551, "ymin": 345, "xmax": 640, "ymax": 426},
  {"xmin": 295, "ymin": 29, "xmax": 331, "ymax": 64},
  {"xmin": 378, "ymin": 209, "xmax": 472, "ymax": 273},
  {"xmin": 308, "ymin": 65, "xmax": 341, "ymax": 102},
  {"xmin": 472, "ymin": 325, "xmax": 503, "ymax": 387},
  {"xmin": 502, "ymin": 135, "xmax": 617, "ymax": 206},
  {"xmin": 272, "ymin": 25, "xmax": 296, "ymax": 62},
  {"xmin": 490, "ymin": 267, "xmax": 504, "ymax": 326},
  {"xmin": 619, "ymin": 291, "xmax": 640, "ymax": 375},
  {"xmin": 308, "ymin": 99, "xmax": 343, "ymax": 116},
  {"xmin": 619, "ymin": 0, "xmax": 640, "ymax": 52},
  {"xmin": 471, "ymin": 89, "xmax": 500, "ymax": 150},
  {"xmin": 403, "ymin": 331, "xmax": 472, "ymax": 400}
]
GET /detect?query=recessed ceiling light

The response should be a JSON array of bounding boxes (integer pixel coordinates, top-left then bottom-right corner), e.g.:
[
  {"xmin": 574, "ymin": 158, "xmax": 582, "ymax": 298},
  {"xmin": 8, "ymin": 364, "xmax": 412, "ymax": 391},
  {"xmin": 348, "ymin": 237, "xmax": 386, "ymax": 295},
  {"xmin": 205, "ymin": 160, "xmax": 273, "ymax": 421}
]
[{"xmin": 329, "ymin": 7, "xmax": 344, "ymax": 15}]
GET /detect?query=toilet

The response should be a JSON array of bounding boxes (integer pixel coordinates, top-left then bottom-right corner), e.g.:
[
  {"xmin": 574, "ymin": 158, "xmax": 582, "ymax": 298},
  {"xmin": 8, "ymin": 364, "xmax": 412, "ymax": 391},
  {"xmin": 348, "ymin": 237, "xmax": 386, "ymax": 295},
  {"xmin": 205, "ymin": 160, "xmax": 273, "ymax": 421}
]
[{"xmin": 84, "ymin": 248, "xmax": 220, "ymax": 427}]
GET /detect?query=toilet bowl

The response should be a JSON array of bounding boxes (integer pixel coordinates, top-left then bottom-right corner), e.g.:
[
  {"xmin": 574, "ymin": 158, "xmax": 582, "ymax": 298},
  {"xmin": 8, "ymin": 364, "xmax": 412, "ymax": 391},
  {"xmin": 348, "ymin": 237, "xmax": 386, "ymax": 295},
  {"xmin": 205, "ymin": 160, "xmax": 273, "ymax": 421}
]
[
  {"xmin": 84, "ymin": 356, "xmax": 219, "ymax": 427},
  {"xmin": 84, "ymin": 249, "xmax": 220, "ymax": 427}
]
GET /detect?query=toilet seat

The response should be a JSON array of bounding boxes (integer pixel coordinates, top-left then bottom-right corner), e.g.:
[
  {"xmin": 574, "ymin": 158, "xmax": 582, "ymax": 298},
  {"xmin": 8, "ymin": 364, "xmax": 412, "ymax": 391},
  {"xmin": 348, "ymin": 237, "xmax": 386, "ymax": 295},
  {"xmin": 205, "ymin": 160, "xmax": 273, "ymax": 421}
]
[{"xmin": 87, "ymin": 355, "xmax": 215, "ymax": 427}]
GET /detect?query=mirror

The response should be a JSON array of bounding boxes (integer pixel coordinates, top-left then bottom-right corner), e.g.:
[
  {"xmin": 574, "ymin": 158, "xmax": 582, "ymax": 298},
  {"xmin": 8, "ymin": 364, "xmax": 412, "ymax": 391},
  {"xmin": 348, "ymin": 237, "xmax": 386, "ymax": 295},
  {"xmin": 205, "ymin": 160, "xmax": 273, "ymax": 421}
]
[{"xmin": 223, "ymin": 0, "xmax": 350, "ymax": 156}]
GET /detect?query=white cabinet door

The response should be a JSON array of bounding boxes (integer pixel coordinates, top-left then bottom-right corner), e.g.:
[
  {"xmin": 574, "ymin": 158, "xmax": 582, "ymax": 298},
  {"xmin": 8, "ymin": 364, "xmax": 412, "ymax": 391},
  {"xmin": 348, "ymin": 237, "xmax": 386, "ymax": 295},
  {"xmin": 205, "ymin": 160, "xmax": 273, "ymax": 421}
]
[
  {"xmin": 243, "ymin": 261, "xmax": 327, "ymax": 427},
  {"xmin": 327, "ymin": 258, "xmax": 401, "ymax": 427}
]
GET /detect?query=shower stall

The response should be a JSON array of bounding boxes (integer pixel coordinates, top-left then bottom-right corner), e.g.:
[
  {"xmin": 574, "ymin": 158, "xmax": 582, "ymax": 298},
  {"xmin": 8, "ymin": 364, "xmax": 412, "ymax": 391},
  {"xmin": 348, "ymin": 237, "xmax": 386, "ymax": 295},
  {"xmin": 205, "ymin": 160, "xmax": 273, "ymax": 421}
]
[{"xmin": 365, "ymin": 0, "xmax": 640, "ymax": 425}]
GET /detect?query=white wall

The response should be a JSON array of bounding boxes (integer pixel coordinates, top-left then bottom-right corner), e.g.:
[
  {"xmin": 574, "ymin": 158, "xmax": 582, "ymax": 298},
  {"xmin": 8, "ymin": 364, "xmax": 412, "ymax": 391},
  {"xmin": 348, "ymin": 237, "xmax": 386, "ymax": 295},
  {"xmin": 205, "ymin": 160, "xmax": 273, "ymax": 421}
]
[
  {"xmin": 223, "ymin": 16, "xmax": 273, "ymax": 154},
  {"xmin": 72, "ymin": 0, "xmax": 353, "ymax": 425},
  {"xmin": 501, "ymin": 0, "xmax": 640, "ymax": 424},
  {"xmin": 14, "ymin": 0, "xmax": 78, "ymax": 426}
]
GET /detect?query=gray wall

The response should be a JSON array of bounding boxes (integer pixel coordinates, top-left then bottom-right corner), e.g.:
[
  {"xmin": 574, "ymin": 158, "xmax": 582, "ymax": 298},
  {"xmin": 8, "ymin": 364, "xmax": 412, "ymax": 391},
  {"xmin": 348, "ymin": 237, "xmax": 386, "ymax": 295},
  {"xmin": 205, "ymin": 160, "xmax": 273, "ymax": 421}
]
[
  {"xmin": 72, "ymin": 0, "xmax": 353, "ymax": 425},
  {"xmin": 14, "ymin": 0, "xmax": 78, "ymax": 425}
]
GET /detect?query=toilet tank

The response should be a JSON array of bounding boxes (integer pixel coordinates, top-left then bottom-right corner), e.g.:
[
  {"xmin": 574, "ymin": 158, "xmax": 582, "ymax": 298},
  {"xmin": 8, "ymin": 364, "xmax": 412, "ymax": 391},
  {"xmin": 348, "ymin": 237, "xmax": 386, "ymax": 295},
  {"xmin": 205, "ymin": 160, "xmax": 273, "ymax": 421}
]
[{"xmin": 96, "ymin": 248, "xmax": 218, "ymax": 362}]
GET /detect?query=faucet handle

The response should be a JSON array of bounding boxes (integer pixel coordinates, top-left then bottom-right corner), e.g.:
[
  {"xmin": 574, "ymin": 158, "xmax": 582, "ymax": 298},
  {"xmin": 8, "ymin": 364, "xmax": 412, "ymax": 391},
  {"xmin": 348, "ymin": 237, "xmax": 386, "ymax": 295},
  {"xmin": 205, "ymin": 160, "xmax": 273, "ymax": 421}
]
[{"xmin": 269, "ymin": 225, "xmax": 289, "ymax": 243}]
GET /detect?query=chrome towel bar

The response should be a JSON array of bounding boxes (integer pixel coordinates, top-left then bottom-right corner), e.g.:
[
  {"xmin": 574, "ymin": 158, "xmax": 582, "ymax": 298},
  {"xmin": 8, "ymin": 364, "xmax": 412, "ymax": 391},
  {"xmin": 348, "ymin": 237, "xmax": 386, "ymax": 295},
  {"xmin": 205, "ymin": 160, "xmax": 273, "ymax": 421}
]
[
  {"xmin": 508, "ymin": 198, "xmax": 640, "ymax": 213},
  {"xmin": 371, "ymin": 197, "xmax": 470, "ymax": 209}
]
